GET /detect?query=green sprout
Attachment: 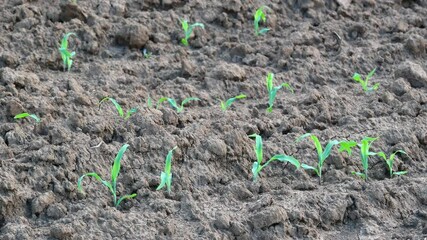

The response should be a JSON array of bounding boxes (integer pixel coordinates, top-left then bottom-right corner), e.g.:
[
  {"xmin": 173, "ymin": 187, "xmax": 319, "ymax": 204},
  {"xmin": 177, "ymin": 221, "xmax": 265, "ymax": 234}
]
[
  {"xmin": 77, "ymin": 144, "xmax": 137, "ymax": 207},
  {"xmin": 157, "ymin": 146, "xmax": 177, "ymax": 193},
  {"xmin": 59, "ymin": 32, "xmax": 76, "ymax": 72},
  {"xmin": 377, "ymin": 150, "xmax": 408, "ymax": 178},
  {"xmin": 143, "ymin": 49, "xmax": 152, "ymax": 59},
  {"xmin": 220, "ymin": 94, "xmax": 247, "ymax": 111},
  {"xmin": 254, "ymin": 6, "xmax": 271, "ymax": 36},
  {"xmin": 266, "ymin": 72, "xmax": 293, "ymax": 113},
  {"xmin": 99, "ymin": 97, "xmax": 138, "ymax": 120},
  {"xmin": 339, "ymin": 137, "xmax": 378, "ymax": 181},
  {"xmin": 157, "ymin": 97, "xmax": 200, "ymax": 113},
  {"xmin": 180, "ymin": 19, "xmax": 204, "ymax": 46},
  {"xmin": 249, "ymin": 134, "xmax": 300, "ymax": 182},
  {"xmin": 146, "ymin": 96, "xmax": 153, "ymax": 108},
  {"xmin": 296, "ymin": 133, "xmax": 341, "ymax": 185},
  {"xmin": 14, "ymin": 112, "xmax": 41, "ymax": 123},
  {"xmin": 353, "ymin": 68, "xmax": 379, "ymax": 92}
]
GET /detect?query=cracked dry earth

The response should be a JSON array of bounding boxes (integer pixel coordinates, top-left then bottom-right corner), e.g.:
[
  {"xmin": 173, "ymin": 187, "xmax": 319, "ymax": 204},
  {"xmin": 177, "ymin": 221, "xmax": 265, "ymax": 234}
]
[{"xmin": 0, "ymin": 0, "xmax": 427, "ymax": 239}]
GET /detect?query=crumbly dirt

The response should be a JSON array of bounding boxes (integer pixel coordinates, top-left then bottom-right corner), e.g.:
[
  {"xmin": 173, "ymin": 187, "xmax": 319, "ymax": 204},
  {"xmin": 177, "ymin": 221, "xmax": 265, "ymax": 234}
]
[{"xmin": 0, "ymin": 0, "xmax": 427, "ymax": 239}]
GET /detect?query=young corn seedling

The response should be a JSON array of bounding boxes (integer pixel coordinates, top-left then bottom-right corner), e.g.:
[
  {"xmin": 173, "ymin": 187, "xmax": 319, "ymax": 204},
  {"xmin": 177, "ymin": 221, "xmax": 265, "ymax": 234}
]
[
  {"xmin": 353, "ymin": 68, "xmax": 379, "ymax": 92},
  {"xmin": 296, "ymin": 133, "xmax": 341, "ymax": 185},
  {"xmin": 266, "ymin": 72, "xmax": 293, "ymax": 113},
  {"xmin": 157, "ymin": 97, "xmax": 200, "ymax": 113},
  {"xmin": 180, "ymin": 19, "xmax": 204, "ymax": 46},
  {"xmin": 377, "ymin": 150, "xmax": 408, "ymax": 178},
  {"xmin": 254, "ymin": 6, "xmax": 271, "ymax": 36},
  {"xmin": 143, "ymin": 49, "xmax": 152, "ymax": 59},
  {"xmin": 339, "ymin": 137, "xmax": 378, "ymax": 181},
  {"xmin": 146, "ymin": 96, "xmax": 153, "ymax": 108},
  {"xmin": 14, "ymin": 113, "xmax": 41, "ymax": 123},
  {"xmin": 249, "ymin": 134, "xmax": 300, "ymax": 182},
  {"xmin": 220, "ymin": 94, "xmax": 246, "ymax": 111},
  {"xmin": 77, "ymin": 144, "xmax": 137, "ymax": 207},
  {"xmin": 99, "ymin": 97, "xmax": 137, "ymax": 120},
  {"xmin": 59, "ymin": 32, "xmax": 76, "ymax": 72},
  {"xmin": 157, "ymin": 146, "xmax": 177, "ymax": 193}
]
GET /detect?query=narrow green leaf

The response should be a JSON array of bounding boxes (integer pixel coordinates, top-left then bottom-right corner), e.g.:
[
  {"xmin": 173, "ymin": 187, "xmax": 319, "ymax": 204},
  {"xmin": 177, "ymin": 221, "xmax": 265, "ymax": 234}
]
[
  {"xmin": 252, "ymin": 162, "xmax": 260, "ymax": 181},
  {"xmin": 157, "ymin": 97, "xmax": 169, "ymax": 109},
  {"xmin": 352, "ymin": 73, "xmax": 362, "ymax": 82},
  {"xmin": 249, "ymin": 134, "xmax": 263, "ymax": 166},
  {"xmin": 268, "ymin": 154, "xmax": 300, "ymax": 169},
  {"xmin": 281, "ymin": 83, "xmax": 294, "ymax": 93},
  {"xmin": 338, "ymin": 141, "xmax": 358, "ymax": 156},
  {"xmin": 99, "ymin": 97, "xmax": 124, "ymax": 117},
  {"xmin": 351, "ymin": 171, "xmax": 366, "ymax": 180},
  {"xmin": 156, "ymin": 172, "xmax": 167, "ymax": 191},
  {"xmin": 181, "ymin": 97, "xmax": 200, "ymax": 106},
  {"xmin": 165, "ymin": 146, "xmax": 177, "ymax": 174},
  {"xmin": 301, "ymin": 164, "xmax": 319, "ymax": 175},
  {"xmin": 167, "ymin": 98, "xmax": 180, "ymax": 111},
  {"xmin": 392, "ymin": 171, "xmax": 408, "ymax": 176},
  {"xmin": 223, "ymin": 94, "xmax": 246, "ymax": 110},
  {"xmin": 14, "ymin": 113, "xmax": 41, "ymax": 123},
  {"xmin": 266, "ymin": 72, "xmax": 274, "ymax": 92},
  {"xmin": 258, "ymin": 28, "xmax": 270, "ymax": 35},
  {"xmin": 111, "ymin": 144, "xmax": 130, "ymax": 184},
  {"xmin": 366, "ymin": 68, "xmax": 376, "ymax": 80},
  {"xmin": 295, "ymin": 133, "xmax": 312, "ymax": 143},
  {"xmin": 321, "ymin": 140, "xmax": 340, "ymax": 163},
  {"xmin": 125, "ymin": 108, "xmax": 138, "ymax": 119},
  {"xmin": 77, "ymin": 172, "xmax": 112, "ymax": 193},
  {"xmin": 116, "ymin": 193, "xmax": 137, "ymax": 207}
]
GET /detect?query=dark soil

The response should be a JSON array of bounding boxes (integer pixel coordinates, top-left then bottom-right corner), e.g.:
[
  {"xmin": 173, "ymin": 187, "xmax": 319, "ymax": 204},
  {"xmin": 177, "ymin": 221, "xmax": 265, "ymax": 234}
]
[{"xmin": 1, "ymin": 0, "xmax": 427, "ymax": 239}]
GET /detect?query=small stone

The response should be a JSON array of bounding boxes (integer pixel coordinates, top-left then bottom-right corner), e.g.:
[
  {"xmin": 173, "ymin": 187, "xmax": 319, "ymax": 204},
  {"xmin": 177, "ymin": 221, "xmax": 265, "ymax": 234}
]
[
  {"xmin": 223, "ymin": 0, "xmax": 242, "ymax": 12},
  {"xmin": 46, "ymin": 203, "xmax": 67, "ymax": 219},
  {"xmin": 50, "ymin": 224, "xmax": 74, "ymax": 239},
  {"xmin": 116, "ymin": 23, "xmax": 149, "ymax": 49},
  {"xmin": 68, "ymin": 78, "xmax": 84, "ymax": 93},
  {"xmin": 391, "ymin": 78, "xmax": 411, "ymax": 96},
  {"xmin": 395, "ymin": 61, "xmax": 427, "ymax": 88},
  {"xmin": 207, "ymin": 62, "xmax": 246, "ymax": 82},
  {"xmin": 7, "ymin": 100, "xmax": 24, "ymax": 117},
  {"xmin": 213, "ymin": 213, "xmax": 231, "ymax": 230},
  {"xmin": 32, "ymin": 192, "xmax": 55, "ymax": 215},
  {"xmin": 250, "ymin": 206, "xmax": 287, "ymax": 229}
]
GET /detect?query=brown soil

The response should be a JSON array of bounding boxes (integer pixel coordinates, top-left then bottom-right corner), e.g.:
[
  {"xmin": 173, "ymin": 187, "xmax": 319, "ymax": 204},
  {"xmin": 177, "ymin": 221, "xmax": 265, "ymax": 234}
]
[{"xmin": 1, "ymin": 0, "xmax": 427, "ymax": 239}]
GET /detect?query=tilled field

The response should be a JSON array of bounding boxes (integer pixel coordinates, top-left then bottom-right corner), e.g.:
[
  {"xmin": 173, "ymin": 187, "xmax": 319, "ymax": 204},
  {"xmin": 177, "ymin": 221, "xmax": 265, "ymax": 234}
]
[{"xmin": 0, "ymin": 0, "xmax": 426, "ymax": 239}]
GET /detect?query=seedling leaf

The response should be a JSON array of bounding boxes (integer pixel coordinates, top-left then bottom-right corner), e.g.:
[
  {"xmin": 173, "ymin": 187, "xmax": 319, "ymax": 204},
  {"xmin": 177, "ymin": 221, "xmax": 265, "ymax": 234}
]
[{"xmin": 14, "ymin": 112, "xmax": 41, "ymax": 123}]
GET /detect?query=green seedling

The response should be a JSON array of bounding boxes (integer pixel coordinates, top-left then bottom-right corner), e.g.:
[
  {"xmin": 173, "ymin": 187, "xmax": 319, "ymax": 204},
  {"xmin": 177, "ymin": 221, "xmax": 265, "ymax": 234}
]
[
  {"xmin": 339, "ymin": 137, "xmax": 378, "ymax": 180},
  {"xmin": 266, "ymin": 72, "xmax": 293, "ymax": 113},
  {"xmin": 99, "ymin": 97, "xmax": 138, "ymax": 120},
  {"xmin": 14, "ymin": 112, "xmax": 41, "ymax": 123},
  {"xmin": 146, "ymin": 96, "xmax": 153, "ymax": 108},
  {"xmin": 254, "ymin": 6, "xmax": 271, "ymax": 36},
  {"xmin": 249, "ymin": 134, "xmax": 300, "ymax": 182},
  {"xmin": 157, "ymin": 97, "xmax": 200, "ymax": 113},
  {"xmin": 353, "ymin": 68, "xmax": 379, "ymax": 92},
  {"xmin": 180, "ymin": 19, "xmax": 204, "ymax": 46},
  {"xmin": 377, "ymin": 150, "xmax": 408, "ymax": 178},
  {"xmin": 157, "ymin": 146, "xmax": 177, "ymax": 193},
  {"xmin": 143, "ymin": 49, "xmax": 152, "ymax": 59},
  {"xmin": 77, "ymin": 144, "xmax": 137, "ymax": 207},
  {"xmin": 59, "ymin": 32, "xmax": 76, "ymax": 72},
  {"xmin": 296, "ymin": 133, "xmax": 340, "ymax": 185},
  {"xmin": 220, "ymin": 94, "xmax": 246, "ymax": 111}
]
